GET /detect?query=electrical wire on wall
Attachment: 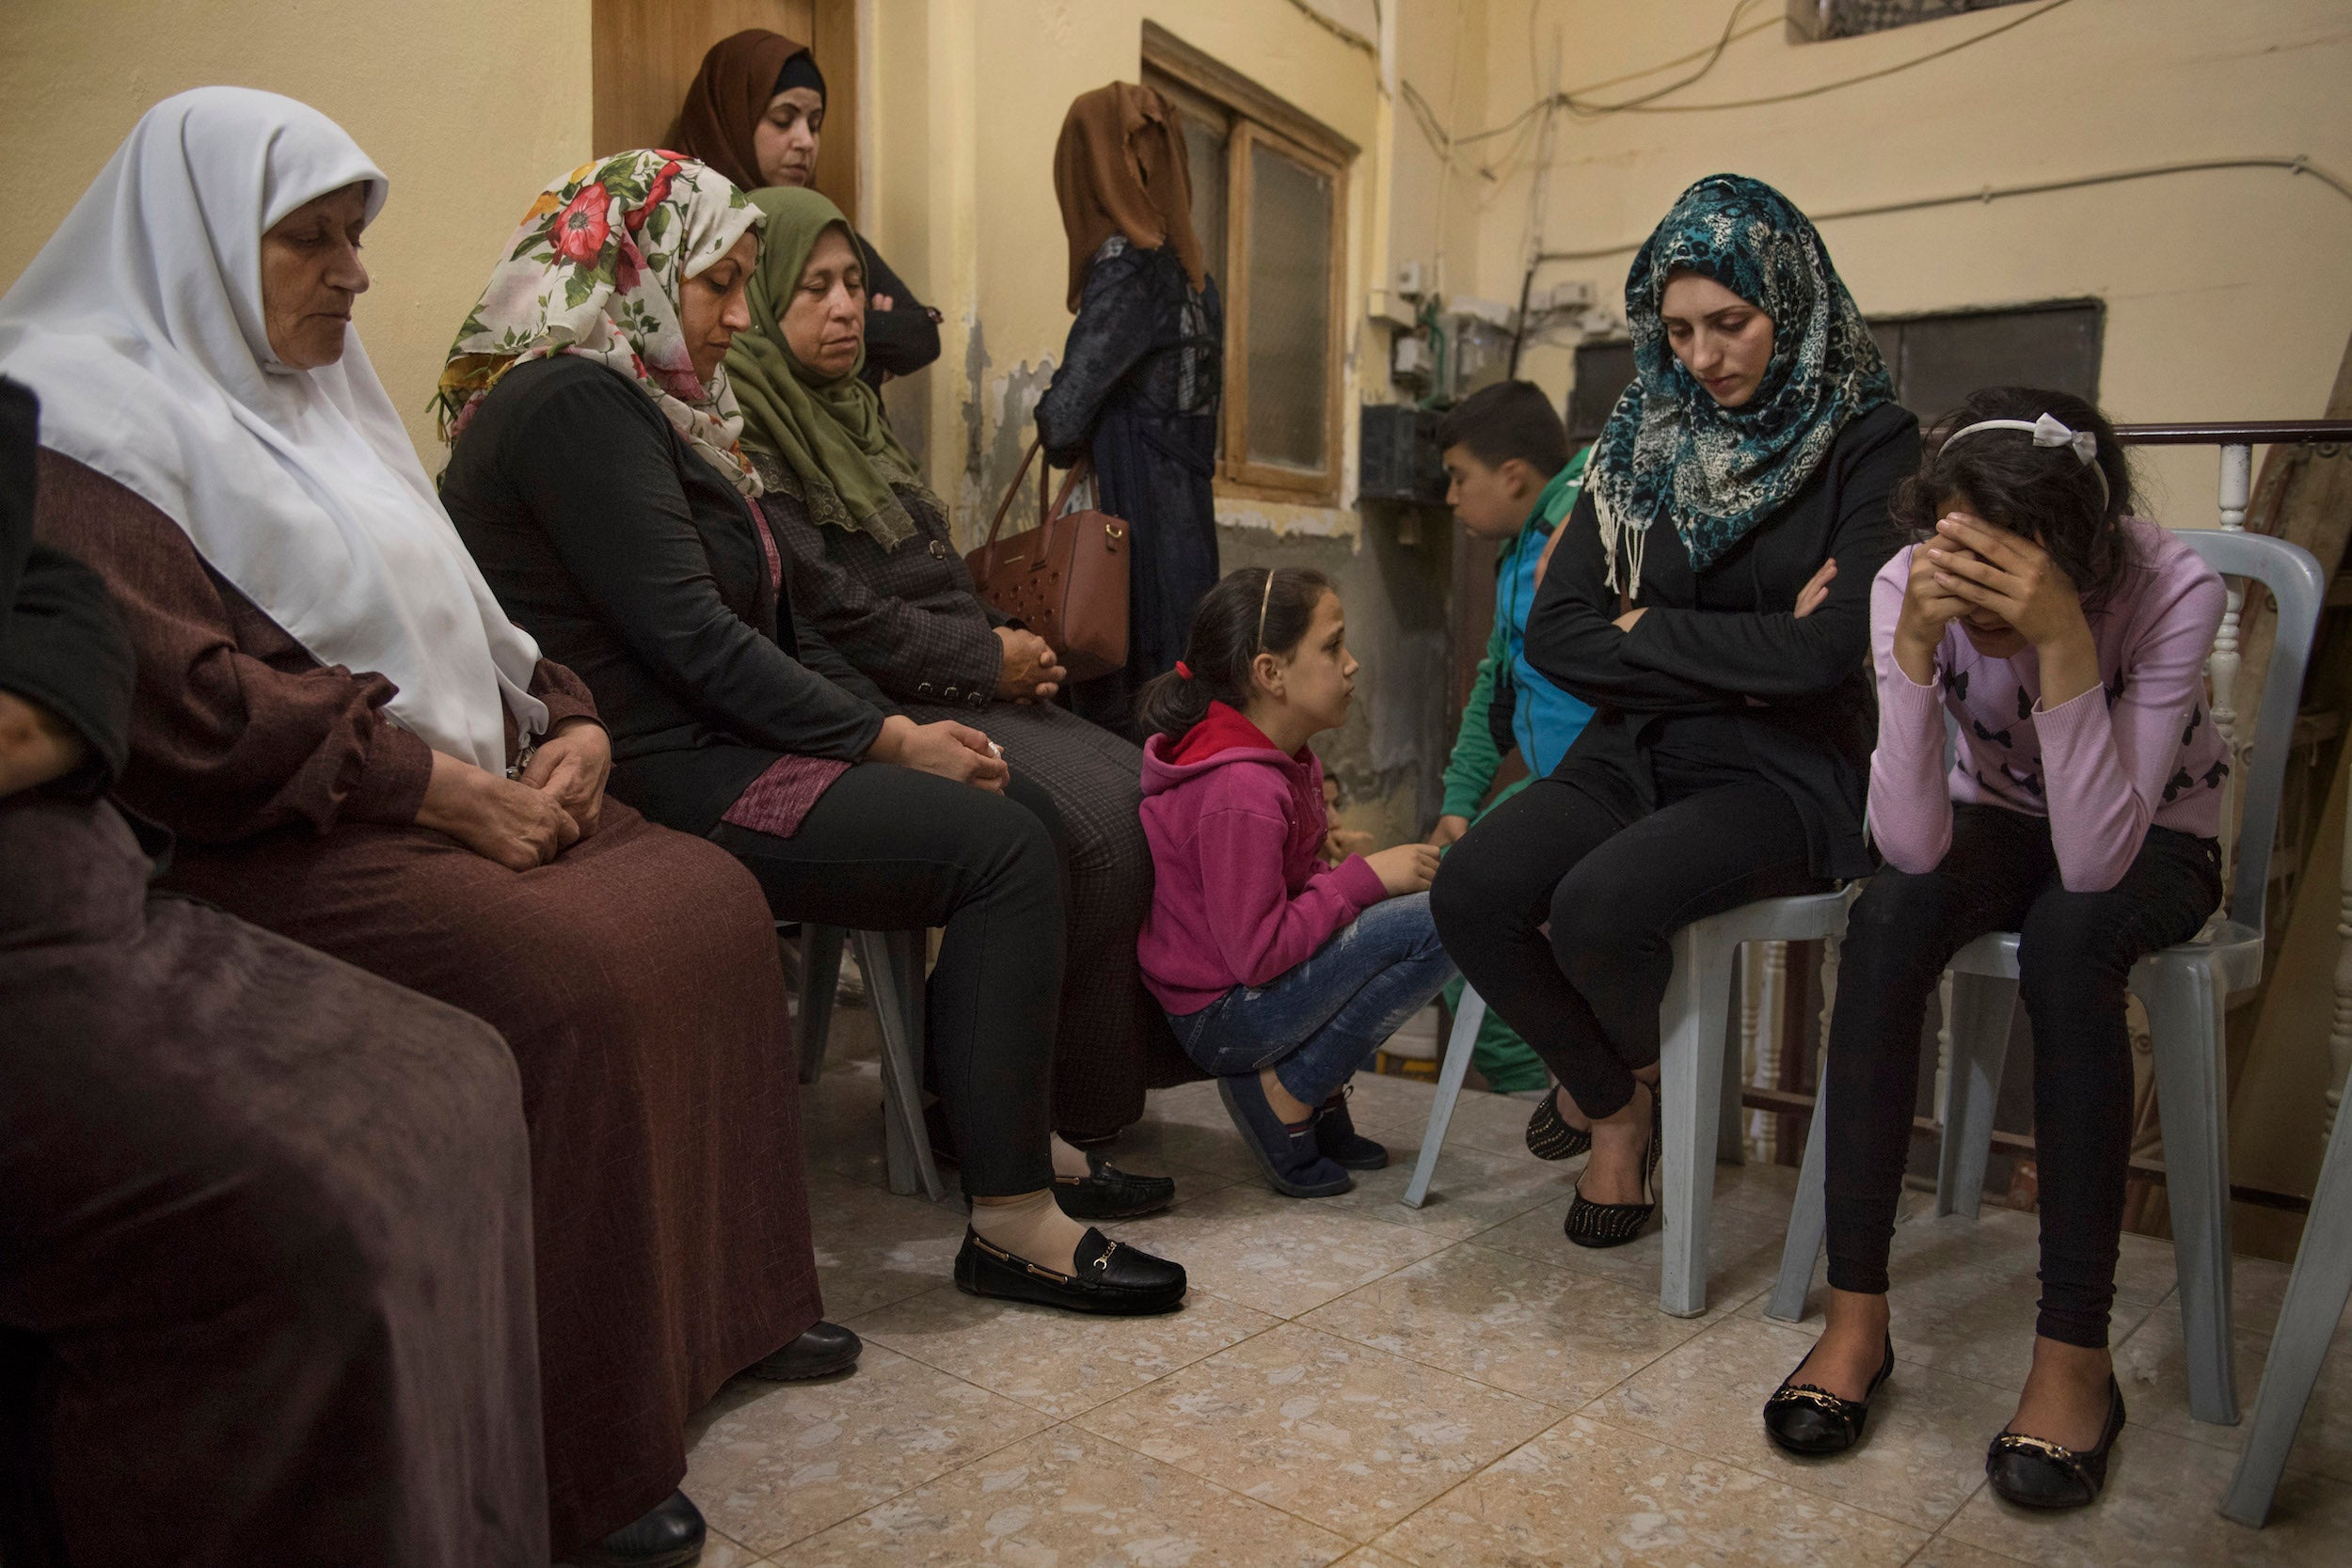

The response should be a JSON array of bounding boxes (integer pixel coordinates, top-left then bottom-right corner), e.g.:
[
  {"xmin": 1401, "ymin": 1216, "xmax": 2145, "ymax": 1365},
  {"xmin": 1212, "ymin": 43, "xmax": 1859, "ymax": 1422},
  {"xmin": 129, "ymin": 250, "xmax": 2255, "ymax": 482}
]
[
  {"xmin": 1534, "ymin": 156, "xmax": 2352, "ymax": 265},
  {"xmin": 1400, "ymin": 0, "xmax": 2079, "ymax": 174}
]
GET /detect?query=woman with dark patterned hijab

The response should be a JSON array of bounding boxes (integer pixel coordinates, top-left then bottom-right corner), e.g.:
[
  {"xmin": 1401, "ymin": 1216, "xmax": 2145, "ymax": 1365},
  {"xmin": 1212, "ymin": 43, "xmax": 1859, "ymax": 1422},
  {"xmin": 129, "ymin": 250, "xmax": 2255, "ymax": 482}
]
[
  {"xmin": 1433, "ymin": 174, "xmax": 1918, "ymax": 1250},
  {"xmin": 671, "ymin": 26, "xmax": 940, "ymax": 388}
]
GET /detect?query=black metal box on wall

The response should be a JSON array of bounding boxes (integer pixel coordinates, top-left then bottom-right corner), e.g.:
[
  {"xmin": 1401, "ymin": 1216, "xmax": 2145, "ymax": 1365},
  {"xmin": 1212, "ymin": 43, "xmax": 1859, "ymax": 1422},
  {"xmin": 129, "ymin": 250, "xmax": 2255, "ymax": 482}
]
[{"xmin": 1359, "ymin": 404, "xmax": 1448, "ymax": 505}]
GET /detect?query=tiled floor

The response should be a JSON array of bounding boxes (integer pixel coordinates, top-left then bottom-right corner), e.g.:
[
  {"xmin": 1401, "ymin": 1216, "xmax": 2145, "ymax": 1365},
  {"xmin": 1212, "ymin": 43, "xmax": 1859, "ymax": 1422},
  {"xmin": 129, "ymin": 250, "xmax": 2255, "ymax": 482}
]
[{"xmin": 679, "ymin": 1017, "xmax": 2352, "ymax": 1566}]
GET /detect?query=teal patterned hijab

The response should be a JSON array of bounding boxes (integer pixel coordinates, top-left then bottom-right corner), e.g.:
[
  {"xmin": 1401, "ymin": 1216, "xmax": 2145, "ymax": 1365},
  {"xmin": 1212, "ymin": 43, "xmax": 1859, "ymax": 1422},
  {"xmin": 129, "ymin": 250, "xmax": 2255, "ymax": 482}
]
[{"xmin": 1590, "ymin": 173, "xmax": 1890, "ymax": 589}]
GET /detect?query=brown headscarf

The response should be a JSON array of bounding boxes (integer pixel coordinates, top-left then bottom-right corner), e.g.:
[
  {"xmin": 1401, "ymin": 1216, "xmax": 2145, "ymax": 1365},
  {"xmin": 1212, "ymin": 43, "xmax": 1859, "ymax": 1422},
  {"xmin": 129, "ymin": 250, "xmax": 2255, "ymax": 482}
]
[
  {"xmin": 670, "ymin": 28, "xmax": 807, "ymax": 193},
  {"xmin": 1052, "ymin": 83, "xmax": 1208, "ymax": 312}
]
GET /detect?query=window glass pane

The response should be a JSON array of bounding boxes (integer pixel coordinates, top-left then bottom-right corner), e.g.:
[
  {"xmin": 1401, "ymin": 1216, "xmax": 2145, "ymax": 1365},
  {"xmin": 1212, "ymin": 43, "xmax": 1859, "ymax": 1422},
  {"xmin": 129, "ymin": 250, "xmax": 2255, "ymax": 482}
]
[
  {"xmin": 1245, "ymin": 141, "xmax": 1331, "ymax": 472},
  {"xmin": 1181, "ymin": 115, "xmax": 1227, "ymax": 286}
]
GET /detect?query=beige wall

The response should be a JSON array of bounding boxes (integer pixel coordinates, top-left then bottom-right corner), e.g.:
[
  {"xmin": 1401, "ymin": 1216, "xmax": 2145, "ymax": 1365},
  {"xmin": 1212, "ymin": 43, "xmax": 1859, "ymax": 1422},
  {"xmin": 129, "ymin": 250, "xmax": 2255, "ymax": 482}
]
[
  {"xmin": 0, "ymin": 0, "xmax": 595, "ymax": 458},
  {"xmin": 1468, "ymin": 0, "xmax": 2352, "ymax": 521}
]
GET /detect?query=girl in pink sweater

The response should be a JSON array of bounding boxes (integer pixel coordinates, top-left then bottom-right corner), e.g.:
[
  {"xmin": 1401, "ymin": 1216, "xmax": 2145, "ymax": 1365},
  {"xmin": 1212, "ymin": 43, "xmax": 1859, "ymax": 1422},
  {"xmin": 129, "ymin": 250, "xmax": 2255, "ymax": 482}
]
[
  {"xmin": 1137, "ymin": 567, "xmax": 1456, "ymax": 1197},
  {"xmin": 1762, "ymin": 388, "xmax": 2225, "ymax": 1512}
]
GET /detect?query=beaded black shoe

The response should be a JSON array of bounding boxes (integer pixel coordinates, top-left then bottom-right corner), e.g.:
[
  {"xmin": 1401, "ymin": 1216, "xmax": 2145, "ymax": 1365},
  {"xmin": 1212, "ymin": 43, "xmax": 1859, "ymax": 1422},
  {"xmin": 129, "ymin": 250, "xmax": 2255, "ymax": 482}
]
[
  {"xmin": 1524, "ymin": 1088, "xmax": 1592, "ymax": 1162},
  {"xmin": 1315, "ymin": 1087, "xmax": 1390, "ymax": 1170},
  {"xmin": 1985, "ymin": 1378, "xmax": 2126, "ymax": 1509},
  {"xmin": 1763, "ymin": 1333, "xmax": 1895, "ymax": 1456},
  {"xmin": 1562, "ymin": 1089, "xmax": 1661, "ymax": 1248}
]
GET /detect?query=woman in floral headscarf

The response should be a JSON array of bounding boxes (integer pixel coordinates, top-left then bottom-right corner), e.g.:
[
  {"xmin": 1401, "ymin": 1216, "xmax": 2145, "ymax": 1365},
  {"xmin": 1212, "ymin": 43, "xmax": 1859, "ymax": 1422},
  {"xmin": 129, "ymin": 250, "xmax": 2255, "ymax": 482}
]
[
  {"xmin": 439, "ymin": 155, "xmax": 1189, "ymax": 1325},
  {"xmin": 1432, "ymin": 174, "xmax": 1918, "ymax": 1247}
]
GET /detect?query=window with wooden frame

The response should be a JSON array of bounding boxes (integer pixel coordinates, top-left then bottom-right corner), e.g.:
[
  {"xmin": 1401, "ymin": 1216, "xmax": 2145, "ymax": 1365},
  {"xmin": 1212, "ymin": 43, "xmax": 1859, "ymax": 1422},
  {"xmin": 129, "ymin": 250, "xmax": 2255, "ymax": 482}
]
[{"xmin": 1143, "ymin": 23, "xmax": 1356, "ymax": 505}]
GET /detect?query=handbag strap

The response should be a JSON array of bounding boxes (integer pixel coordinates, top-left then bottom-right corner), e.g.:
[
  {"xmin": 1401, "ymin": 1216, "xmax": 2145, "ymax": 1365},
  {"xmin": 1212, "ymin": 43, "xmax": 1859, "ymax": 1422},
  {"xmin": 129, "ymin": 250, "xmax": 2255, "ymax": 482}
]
[
  {"xmin": 983, "ymin": 437, "xmax": 1044, "ymax": 549},
  {"xmin": 984, "ymin": 435, "xmax": 1092, "ymax": 547}
]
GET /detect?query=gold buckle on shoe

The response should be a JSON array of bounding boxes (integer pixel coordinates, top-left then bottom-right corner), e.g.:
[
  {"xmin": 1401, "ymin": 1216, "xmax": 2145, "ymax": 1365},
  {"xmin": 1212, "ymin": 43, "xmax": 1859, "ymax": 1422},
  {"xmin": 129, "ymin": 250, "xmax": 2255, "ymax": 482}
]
[{"xmin": 969, "ymin": 1230, "xmax": 1077, "ymax": 1285}]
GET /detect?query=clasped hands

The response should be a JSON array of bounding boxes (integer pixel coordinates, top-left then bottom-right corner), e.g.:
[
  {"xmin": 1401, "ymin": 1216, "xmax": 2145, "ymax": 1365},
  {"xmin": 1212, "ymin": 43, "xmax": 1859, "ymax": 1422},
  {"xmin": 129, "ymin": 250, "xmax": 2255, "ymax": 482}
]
[
  {"xmin": 993, "ymin": 625, "xmax": 1066, "ymax": 702},
  {"xmin": 417, "ymin": 715, "xmax": 612, "ymax": 872}
]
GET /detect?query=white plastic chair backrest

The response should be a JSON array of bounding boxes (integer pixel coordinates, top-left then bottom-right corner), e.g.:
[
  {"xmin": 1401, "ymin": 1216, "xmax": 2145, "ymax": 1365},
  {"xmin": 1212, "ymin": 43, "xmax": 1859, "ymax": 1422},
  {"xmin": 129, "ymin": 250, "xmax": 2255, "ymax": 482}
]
[{"xmin": 2175, "ymin": 530, "xmax": 2325, "ymax": 940}]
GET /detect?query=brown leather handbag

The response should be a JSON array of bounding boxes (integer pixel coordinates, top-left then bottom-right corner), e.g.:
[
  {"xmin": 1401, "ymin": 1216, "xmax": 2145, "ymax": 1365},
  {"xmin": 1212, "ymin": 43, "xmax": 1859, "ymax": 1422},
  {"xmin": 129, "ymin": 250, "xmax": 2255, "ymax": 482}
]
[{"xmin": 964, "ymin": 436, "xmax": 1130, "ymax": 682}]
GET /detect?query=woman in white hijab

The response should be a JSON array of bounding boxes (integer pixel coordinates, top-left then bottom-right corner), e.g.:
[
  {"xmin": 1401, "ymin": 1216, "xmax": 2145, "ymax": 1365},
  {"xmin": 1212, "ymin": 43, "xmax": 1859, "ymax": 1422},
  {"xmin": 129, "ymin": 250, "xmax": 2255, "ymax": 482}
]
[{"xmin": 3, "ymin": 87, "xmax": 847, "ymax": 1567}]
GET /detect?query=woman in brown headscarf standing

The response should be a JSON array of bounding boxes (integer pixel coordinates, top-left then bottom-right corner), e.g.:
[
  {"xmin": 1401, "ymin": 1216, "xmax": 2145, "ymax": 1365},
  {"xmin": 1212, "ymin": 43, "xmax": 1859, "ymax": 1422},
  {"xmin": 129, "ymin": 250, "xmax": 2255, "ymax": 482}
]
[
  {"xmin": 672, "ymin": 27, "xmax": 939, "ymax": 388},
  {"xmin": 1034, "ymin": 83, "xmax": 1222, "ymax": 736}
]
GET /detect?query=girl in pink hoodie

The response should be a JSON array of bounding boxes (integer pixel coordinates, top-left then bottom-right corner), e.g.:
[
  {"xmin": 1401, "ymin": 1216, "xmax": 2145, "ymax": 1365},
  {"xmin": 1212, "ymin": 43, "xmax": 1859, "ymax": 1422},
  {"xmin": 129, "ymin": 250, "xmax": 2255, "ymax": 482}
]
[{"xmin": 1137, "ymin": 567, "xmax": 1456, "ymax": 1197}]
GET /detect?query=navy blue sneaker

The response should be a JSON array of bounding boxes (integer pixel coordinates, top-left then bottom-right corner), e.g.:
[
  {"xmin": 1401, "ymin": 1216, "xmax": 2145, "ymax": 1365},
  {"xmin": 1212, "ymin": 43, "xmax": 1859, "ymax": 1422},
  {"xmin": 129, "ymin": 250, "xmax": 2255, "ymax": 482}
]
[
  {"xmin": 1316, "ymin": 1088, "xmax": 1390, "ymax": 1170},
  {"xmin": 1218, "ymin": 1075, "xmax": 1354, "ymax": 1196}
]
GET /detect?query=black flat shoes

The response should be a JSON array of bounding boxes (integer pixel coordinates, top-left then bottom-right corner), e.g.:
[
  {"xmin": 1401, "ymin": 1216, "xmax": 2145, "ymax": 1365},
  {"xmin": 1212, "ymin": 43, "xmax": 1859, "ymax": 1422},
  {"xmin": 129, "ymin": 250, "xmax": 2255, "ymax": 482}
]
[
  {"xmin": 954, "ymin": 1226, "xmax": 1187, "ymax": 1315},
  {"xmin": 1054, "ymin": 1151, "xmax": 1178, "ymax": 1220},
  {"xmin": 1562, "ymin": 1090, "xmax": 1661, "ymax": 1248},
  {"xmin": 1524, "ymin": 1090, "xmax": 1592, "ymax": 1162},
  {"xmin": 1986, "ymin": 1377, "xmax": 2126, "ymax": 1509},
  {"xmin": 1764, "ymin": 1334, "xmax": 1896, "ymax": 1456},
  {"xmin": 748, "ymin": 1320, "xmax": 863, "ymax": 1383},
  {"xmin": 571, "ymin": 1490, "xmax": 705, "ymax": 1568}
]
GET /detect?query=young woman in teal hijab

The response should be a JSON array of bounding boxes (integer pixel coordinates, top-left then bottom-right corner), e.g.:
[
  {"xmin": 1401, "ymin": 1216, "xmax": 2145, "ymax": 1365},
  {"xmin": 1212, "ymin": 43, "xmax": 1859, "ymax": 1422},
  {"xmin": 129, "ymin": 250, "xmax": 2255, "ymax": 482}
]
[{"xmin": 1432, "ymin": 173, "xmax": 1918, "ymax": 1252}]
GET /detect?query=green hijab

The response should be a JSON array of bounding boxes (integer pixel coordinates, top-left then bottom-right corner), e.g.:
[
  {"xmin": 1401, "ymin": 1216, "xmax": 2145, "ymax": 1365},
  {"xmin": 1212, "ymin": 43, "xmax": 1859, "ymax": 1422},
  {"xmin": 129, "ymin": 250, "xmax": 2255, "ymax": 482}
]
[{"xmin": 727, "ymin": 185, "xmax": 926, "ymax": 547}]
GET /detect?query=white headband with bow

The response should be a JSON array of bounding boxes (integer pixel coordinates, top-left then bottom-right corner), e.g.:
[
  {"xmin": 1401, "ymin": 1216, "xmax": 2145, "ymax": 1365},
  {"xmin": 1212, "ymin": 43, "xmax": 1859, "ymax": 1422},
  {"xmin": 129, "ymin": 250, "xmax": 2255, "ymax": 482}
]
[{"xmin": 1940, "ymin": 411, "xmax": 2110, "ymax": 505}]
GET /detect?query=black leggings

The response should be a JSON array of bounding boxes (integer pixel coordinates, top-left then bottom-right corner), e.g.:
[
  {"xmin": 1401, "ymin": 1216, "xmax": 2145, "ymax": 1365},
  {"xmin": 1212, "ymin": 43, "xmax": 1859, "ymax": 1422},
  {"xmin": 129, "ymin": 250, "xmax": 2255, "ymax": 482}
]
[
  {"xmin": 1430, "ymin": 760, "xmax": 1826, "ymax": 1121},
  {"xmin": 1823, "ymin": 803, "xmax": 2221, "ymax": 1348},
  {"xmin": 710, "ymin": 765, "xmax": 1069, "ymax": 1196}
]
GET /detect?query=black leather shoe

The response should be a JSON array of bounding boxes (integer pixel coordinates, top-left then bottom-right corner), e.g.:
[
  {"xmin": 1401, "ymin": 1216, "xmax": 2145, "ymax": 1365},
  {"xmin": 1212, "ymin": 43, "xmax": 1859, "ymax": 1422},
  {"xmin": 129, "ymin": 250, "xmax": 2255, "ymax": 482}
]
[
  {"xmin": 1055, "ymin": 1151, "xmax": 1177, "ymax": 1220},
  {"xmin": 954, "ymin": 1226, "xmax": 1186, "ymax": 1315},
  {"xmin": 1524, "ymin": 1089, "xmax": 1592, "ymax": 1162},
  {"xmin": 570, "ymin": 1490, "xmax": 705, "ymax": 1568},
  {"xmin": 1315, "ymin": 1088, "xmax": 1390, "ymax": 1170},
  {"xmin": 1764, "ymin": 1333, "xmax": 1895, "ymax": 1456},
  {"xmin": 1985, "ymin": 1378, "xmax": 2126, "ymax": 1509},
  {"xmin": 746, "ymin": 1321, "xmax": 863, "ymax": 1383}
]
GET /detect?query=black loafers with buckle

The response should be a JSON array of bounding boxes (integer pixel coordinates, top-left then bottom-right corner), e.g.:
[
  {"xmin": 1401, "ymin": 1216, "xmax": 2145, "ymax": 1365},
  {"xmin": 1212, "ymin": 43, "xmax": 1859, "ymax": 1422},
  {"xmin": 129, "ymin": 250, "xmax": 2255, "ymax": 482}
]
[
  {"xmin": 1985, "ymin": 1378, "xmax": 2126, "ymax": 1509},
  {"xmin": 953, "ymin": 1226, "xmax": 1187, "ymax": 1315},
  {"xmin": 1054, "ymin": 1151, "xmax": 1178, "ymax": 1220}
]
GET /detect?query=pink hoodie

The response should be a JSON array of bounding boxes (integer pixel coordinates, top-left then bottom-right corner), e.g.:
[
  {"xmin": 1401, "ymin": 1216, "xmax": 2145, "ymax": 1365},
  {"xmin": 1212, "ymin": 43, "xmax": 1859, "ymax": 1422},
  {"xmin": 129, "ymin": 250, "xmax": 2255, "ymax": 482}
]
[{"xmin": 1137, "ymin": 701, "xmax": 1389, "ymax": 1014}]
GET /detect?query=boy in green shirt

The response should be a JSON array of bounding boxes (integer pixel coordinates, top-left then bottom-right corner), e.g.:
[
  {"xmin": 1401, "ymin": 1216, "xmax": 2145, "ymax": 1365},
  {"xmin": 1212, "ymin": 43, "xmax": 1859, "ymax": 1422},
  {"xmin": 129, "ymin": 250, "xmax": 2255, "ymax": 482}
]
[{"xmin": 1429, "ymin": 382, "xmax": 1596, "ymax": 1093}]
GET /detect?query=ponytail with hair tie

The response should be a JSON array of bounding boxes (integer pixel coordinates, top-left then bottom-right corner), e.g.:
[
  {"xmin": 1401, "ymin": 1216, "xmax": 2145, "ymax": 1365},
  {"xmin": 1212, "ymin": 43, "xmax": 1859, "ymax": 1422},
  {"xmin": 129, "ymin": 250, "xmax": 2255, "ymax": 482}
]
[{"xmin": 1135, "ymin": 565, "xmax": 1333, "ymax": 744}]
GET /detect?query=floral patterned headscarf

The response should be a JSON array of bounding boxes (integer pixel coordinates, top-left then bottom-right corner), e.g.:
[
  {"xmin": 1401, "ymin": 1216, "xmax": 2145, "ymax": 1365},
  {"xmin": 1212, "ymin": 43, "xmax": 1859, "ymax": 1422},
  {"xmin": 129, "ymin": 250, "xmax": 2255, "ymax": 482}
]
[
  {"xmin": 434, "ymin": 150, "xmax": 766, "ymax": 494},
  {"xmin": 1591, "ymin": 173, "xmax": 1890, "ymax": 591}
]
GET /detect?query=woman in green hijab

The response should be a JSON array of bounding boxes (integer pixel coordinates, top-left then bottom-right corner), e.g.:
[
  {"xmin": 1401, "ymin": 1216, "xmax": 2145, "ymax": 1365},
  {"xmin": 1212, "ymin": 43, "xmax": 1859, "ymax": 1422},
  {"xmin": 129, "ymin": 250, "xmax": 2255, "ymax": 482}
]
[{"xmin": 731, "ymin": 188, "xmax": 1215, "ymax": 1171}]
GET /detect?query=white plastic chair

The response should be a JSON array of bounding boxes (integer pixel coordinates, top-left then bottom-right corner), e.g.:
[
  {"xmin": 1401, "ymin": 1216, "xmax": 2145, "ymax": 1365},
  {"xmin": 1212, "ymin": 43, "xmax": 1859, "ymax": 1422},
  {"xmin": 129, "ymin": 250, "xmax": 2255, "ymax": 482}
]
[
  {"xmin": 1656, "ymin": 889, "xmax": 1854, "ymax": 1317},
  {"xmin": 1768, "ymin": 530, "xmax": 2326, "ymax": 1428},
  {"xmin": 1400, "ymin": 890, "xmax": 1851, "ymax": 1321},
  {"xmin": 1400, "ymin": 985, "xmax": 1494, "ymax": 1209},
  {"xmin": 789, "ymin": 924, "xmax": 945, "ymax": 1201},
  {"xmin": 2221, "ymin": 1057, "xmax": 2352, "ymax": 1526}
]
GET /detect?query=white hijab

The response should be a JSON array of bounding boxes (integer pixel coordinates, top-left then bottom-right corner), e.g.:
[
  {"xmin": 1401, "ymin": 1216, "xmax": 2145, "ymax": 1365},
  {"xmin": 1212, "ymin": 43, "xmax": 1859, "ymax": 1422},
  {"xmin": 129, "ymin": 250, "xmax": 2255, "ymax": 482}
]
[{"xmin": 0, "ymin": 87, "xmax": 545, "ymax": 772}]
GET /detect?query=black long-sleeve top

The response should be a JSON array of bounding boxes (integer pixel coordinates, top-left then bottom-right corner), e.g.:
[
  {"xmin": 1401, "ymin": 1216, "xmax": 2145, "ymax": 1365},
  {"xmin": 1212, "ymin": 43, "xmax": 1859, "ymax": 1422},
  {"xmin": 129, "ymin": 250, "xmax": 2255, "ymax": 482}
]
[
  {"xmin": 1, "ymin": 376, "xmax": 133, "ymax": 799},
  {"xmin": 858, "ymin": 231, "xmax": 940, "ymax": 388},
  {"xmin": 1525, "ymin": 400, "xmax": 1920, "ymax": 879},
  {"xmin": 440, "ymin": 355, "xmax": 897, "ymax": 836}
]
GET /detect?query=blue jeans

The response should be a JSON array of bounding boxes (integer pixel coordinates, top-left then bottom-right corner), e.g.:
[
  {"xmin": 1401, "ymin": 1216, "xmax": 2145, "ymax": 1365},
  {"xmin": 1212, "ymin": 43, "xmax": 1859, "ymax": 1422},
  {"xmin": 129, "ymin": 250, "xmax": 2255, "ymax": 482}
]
[{"xmin": 1167, "ymin": 893, "xmax": 1456, "ymax": 1108}]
